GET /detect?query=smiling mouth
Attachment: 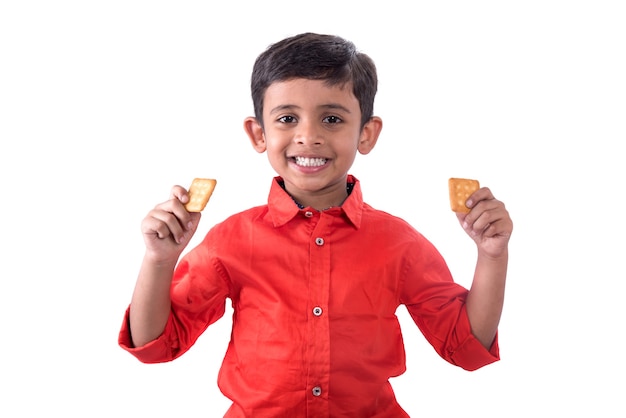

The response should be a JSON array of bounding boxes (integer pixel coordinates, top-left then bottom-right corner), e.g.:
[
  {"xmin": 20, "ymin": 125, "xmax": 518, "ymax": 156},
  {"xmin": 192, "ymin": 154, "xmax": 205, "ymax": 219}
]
[{"xmin": 294, "ymin": 156, "xmax": 328, "ymax": 167}]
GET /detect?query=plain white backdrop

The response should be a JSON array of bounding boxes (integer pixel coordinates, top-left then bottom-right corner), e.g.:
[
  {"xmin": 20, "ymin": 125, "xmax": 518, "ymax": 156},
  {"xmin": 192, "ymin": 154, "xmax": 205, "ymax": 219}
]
[{"xmin": 1, "ymin": 1, "xmax": 624, "ymax": 416}]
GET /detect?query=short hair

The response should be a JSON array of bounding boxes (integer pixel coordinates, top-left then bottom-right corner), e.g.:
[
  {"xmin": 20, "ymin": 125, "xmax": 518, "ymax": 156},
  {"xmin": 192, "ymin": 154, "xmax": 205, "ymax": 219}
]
[{"xmin": 250, "ymin": 33, "xmax": 378, "ymax": 129}]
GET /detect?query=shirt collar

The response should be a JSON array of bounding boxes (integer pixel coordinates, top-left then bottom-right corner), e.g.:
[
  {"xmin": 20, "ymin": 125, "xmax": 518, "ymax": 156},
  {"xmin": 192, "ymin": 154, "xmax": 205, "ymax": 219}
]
[{"xmin": 267, "ymin": 175, "xmax": 364, "ymax": 229}]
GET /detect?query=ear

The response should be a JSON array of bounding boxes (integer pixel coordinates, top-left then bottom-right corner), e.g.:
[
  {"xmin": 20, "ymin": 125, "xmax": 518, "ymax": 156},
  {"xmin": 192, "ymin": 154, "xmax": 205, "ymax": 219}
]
[
  {"xmin": 244, "ymin": 117, "xmax": 266, "ymax": 153},
  {"xmin": 357, "ymin": 116, "xmax": 383, "ymax": 155}
]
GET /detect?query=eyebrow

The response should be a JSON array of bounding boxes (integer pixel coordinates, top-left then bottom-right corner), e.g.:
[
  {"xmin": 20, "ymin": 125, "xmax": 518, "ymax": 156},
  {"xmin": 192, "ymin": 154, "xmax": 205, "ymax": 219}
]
[{"xmin": 268, "ymin": 103, "xmax": 352, "ymax": 115}]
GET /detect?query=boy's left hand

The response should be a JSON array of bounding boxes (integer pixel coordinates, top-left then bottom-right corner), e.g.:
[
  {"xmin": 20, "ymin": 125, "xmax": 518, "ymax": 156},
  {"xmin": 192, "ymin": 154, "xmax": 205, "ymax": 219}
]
[{"xmin": 457, "ymin": 187, "xmax": 513, "ymax": 258}]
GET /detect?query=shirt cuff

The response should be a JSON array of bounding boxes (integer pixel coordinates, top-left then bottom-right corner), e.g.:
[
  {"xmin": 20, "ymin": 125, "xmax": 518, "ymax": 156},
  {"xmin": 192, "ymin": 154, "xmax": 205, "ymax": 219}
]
[
  {"xmin": 449, "ymin": 308, "xmax": 500, "ymax": 371},
  {"xmin": 117, "ymin": 306, "xmax": 176, "ymax": 364}
]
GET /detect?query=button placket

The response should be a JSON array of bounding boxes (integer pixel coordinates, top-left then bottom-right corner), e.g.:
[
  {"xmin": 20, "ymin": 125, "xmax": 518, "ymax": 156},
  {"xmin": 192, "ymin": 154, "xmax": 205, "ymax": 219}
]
[{"xmin": 306, "ymin": 215, "xmax": 331, "ymax": 415}]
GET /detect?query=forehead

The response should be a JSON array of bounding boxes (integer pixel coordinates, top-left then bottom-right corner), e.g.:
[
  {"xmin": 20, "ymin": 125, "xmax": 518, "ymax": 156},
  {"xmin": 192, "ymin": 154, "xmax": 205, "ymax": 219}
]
[{"xmin": 264, "ymin": 78, "xmax": 358, "ymax": 112}]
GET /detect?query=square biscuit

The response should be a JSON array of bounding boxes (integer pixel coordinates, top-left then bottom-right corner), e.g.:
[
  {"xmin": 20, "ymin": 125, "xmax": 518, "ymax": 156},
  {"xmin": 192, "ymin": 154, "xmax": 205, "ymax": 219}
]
[
  {"xmin": 185, "ymin": 178, "xmax": 217, "ymax": 212},
  {"xmin": 449, "ymin": 178, "xmax": 480, "ymax": 213}
]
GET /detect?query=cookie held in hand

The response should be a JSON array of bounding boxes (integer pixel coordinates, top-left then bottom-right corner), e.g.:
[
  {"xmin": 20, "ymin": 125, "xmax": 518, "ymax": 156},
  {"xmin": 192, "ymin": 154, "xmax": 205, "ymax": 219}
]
[
  {"xmin": 448, "ymin": 178, "xmax": 479, "ymax": 213},
  {"xmin": 185, "ymin": 178, "xmax": 217, "ymax": 212}
]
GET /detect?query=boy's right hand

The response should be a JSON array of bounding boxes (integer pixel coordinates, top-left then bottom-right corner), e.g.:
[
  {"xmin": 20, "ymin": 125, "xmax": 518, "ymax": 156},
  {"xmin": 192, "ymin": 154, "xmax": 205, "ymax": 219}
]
[{"xmin": 140, "ymin": 185, "xmax": 201, "ymax": 264}]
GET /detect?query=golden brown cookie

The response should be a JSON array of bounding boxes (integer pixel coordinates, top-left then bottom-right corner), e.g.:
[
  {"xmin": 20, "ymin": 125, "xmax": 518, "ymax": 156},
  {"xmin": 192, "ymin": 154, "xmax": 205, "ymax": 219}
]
[
  {"xmin": 184, "ymin": 178, "xmax": 217, "ymax": 212},
  {"xmin": 448, "ymin": 178, "xmax": 479, "ymax": 213}
]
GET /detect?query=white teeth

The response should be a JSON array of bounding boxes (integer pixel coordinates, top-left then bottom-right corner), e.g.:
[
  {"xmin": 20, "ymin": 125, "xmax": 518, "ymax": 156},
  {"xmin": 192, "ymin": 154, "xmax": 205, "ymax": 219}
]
[{"xmin": 295, "ymin": 156, "xmax": 327, "ymax": 167}]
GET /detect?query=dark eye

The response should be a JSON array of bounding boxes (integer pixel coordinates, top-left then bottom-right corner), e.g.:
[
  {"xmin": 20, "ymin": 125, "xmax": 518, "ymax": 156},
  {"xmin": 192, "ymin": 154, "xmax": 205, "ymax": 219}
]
[
  {"xmin": 278, "ymin": 115, "xmax": 296, "ymax": 123},
  {"xmin": 323, "ymin": 115, "xmax": 342, "ymax": 124}
]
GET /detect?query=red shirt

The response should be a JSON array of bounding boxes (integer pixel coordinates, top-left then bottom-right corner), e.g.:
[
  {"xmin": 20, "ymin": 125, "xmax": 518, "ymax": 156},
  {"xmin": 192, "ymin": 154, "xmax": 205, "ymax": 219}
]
[{"xmin": 119, "ymin": 175, "xmax": 499, "ymax": 417}]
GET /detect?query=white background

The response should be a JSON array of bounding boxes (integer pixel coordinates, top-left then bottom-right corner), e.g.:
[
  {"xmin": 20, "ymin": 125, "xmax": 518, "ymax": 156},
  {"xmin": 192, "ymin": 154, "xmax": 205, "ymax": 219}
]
[{"xmin": 1, "ymin": 1, "xmax": 624, "ymax": 416}]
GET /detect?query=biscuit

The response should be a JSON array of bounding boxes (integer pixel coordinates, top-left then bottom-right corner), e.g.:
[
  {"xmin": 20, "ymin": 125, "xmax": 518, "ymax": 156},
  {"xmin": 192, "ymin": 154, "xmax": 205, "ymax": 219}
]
[
  {"xmin": 448, "ymin": 178, "xmax": 479, "ymax": 213},
  {"xmin": 184, "ymin": 178, "xmax": 217, "ymax": 212}
]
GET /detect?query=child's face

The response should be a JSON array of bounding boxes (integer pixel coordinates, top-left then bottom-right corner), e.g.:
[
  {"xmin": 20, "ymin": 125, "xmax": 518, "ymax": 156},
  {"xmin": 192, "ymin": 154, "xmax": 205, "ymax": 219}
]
[{"xmin": 248, "ymin": 78, "xmax": 379, "ymax": 208}]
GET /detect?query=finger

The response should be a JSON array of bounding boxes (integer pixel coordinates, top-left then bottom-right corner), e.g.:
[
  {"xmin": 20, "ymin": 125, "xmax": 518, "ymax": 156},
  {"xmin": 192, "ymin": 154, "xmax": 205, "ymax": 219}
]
[
  {"xmin": 465, "ymin": 187, "xmax": 494, "ymax": 210},
  {"xmin": 471, "ymin": 204, "xmax": 512, "ymax": 238},
  {"xmin": 159, "ymin": 191, "xmax": 195, "ymax": 231},
  {"xmin": 462, "ymin": 199, "xmax": 500, "ymax": 232},
  {"xmin": 146, "ymin": 193, "xmax": 196, "ymax": 238},
  {"xmin": 170, "ymin": 185, "xmax": 190, "ymax": 204},
  {"xmin": 481, "ymin": 218, "xmax": 509, "ymax": 239},
  {"xmin": 142, "ymin": 210, "xmax": 185, "ymax": 243}
]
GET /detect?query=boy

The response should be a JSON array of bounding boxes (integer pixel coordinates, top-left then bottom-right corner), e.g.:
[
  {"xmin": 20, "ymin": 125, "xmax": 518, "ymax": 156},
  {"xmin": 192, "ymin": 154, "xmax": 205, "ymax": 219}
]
[{"xmin": 119, "ymin": 32, "xmax": 513, "ymax": 417}]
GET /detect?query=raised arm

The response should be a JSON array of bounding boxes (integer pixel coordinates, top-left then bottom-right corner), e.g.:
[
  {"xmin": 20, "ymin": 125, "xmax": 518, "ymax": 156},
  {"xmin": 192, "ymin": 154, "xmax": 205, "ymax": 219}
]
[
  {"xmin": 128, "ymin": 186, "xmax": 201, "ymax": 347},
  {"xmin": 458, "ymin": 187, "xmax": 513, "ymax": 349}
]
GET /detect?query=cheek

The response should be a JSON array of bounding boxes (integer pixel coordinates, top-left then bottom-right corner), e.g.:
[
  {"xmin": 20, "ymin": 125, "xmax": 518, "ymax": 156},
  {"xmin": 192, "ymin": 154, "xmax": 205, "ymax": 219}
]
[
  {"xmin": 263, "ymin": 140, "xmax": 289, "ymax": 167},
  {"xmin": 264, "ymin": 139, "xmax": 284, "ymax": 155},
  {"xmin": 337, "ymin": 138, "xmax": 360, "ymax": 157}
]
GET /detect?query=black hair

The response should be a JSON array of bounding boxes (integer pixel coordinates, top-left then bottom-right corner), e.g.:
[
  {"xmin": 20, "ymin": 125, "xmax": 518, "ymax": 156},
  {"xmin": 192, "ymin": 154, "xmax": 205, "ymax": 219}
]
[{"xmin": 250, "ymin": 33, "xmax": 378, "ymax": 129}]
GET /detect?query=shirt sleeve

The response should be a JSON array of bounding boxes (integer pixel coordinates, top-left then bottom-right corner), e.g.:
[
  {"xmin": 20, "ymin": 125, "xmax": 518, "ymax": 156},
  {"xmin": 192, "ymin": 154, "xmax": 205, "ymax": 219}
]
[
  {"xmin": 400, "ymin": 233, "xmax": 499, "ymax": 371},
  {"xmin": 118, "ymin": 236, "xmax": 230, "ymax": 364},
  {"xmin": 118, "ymin": 306, "xmax": 184, "ymax": 363}
]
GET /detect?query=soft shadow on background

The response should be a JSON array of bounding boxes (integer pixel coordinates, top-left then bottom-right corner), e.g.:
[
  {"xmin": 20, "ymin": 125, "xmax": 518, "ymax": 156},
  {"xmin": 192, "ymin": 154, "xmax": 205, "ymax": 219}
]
[{"xmin": 1, "ymin": 1, "xmax": 624, "ymax": 417}]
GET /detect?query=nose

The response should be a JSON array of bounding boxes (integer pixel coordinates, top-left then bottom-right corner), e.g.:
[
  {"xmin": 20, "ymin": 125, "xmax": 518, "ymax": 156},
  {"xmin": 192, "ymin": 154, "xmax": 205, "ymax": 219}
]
[{"xmin": 294, "ymin": 119, "xmax": 323, "ymax": 145}]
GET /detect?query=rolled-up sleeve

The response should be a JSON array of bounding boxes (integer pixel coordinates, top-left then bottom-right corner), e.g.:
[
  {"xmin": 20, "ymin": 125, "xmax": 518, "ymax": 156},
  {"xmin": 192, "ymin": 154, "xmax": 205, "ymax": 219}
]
[
  {"xmin": 118, "ymin": 306, "xmax": 183, "ymax": 363},
  {"xmin": 118, "ymin": 232, "xmax": 230, "ymax": 364},
  {"xmin": 400, "ymin": 234, "xmax": 500, "ymax": 371}
]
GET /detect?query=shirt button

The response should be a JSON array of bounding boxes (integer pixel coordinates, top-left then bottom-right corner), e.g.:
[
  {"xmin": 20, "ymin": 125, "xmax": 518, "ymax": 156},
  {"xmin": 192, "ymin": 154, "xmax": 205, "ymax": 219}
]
[
  {"xmin": 312, "ymin": 306, "xmax": 322, "ymax": 316},
  {"xmin": 304, "ymin": 211, "xmax": 313, "ymax": 217},
  {"xmin": 315, "ymin": 237, "xmax": 324, "ymax": 246},
  {"xmin": 312, "ymin": 386, "xmax": 322, "ymax": 397}
]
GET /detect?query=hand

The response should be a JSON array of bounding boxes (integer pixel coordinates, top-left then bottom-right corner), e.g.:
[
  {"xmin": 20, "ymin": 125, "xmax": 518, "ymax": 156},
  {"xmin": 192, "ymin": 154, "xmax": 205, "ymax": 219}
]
[
  {"xmin": 456, "ymin": 187, "xmax": 513, "ymax": 258},
  {"xmin": 140, "ymin": 185, "xmax": 201, "ymax": 264}
]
